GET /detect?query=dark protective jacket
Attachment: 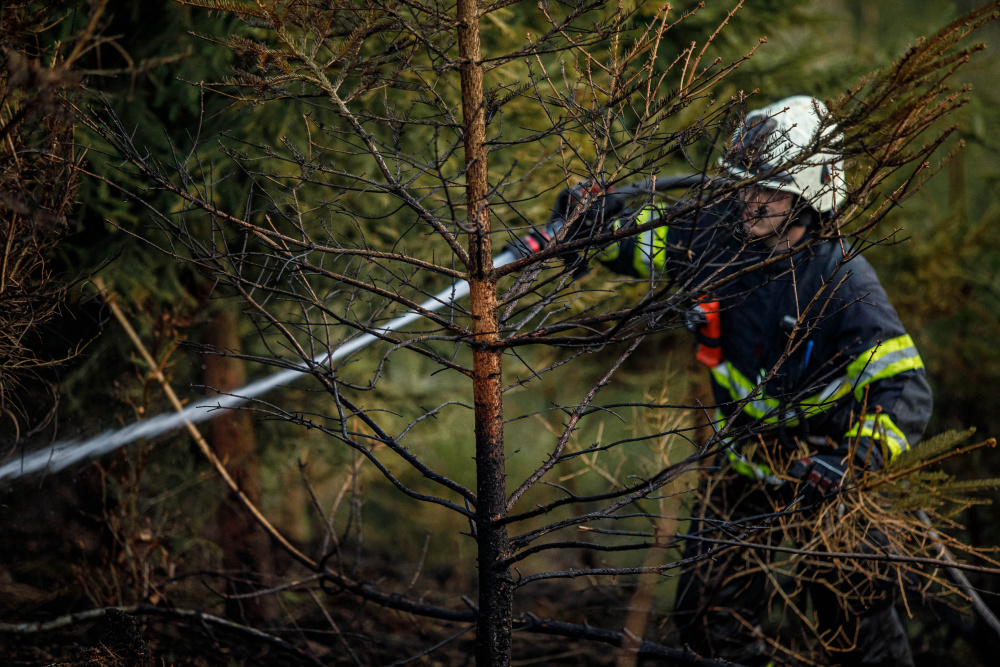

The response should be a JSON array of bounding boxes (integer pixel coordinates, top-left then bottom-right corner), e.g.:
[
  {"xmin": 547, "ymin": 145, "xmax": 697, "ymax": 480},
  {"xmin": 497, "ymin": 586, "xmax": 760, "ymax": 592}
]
[{"xmin": 595, "ymin": 197, "xmax": 933, "ymax": 471}]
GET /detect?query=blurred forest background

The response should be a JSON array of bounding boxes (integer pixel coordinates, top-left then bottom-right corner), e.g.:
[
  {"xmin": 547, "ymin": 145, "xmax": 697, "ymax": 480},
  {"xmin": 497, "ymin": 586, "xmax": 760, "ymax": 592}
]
[{"xmin": 2, "ymin": 0, "xmax": 1000, "ymax": 665}]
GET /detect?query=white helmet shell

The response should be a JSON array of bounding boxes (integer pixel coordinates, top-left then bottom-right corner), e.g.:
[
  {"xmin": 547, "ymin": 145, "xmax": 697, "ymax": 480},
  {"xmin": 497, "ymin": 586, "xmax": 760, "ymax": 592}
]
[{"xmin": 724, "ymin": 95, "xmax": 845, "ymax": 215}]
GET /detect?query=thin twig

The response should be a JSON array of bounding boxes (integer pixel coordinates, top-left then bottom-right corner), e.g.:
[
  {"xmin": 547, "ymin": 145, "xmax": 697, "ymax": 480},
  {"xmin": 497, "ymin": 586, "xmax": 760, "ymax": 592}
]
[{"xmin": 93, "ymin": 278, "xmax": 318, "ymax": 569}]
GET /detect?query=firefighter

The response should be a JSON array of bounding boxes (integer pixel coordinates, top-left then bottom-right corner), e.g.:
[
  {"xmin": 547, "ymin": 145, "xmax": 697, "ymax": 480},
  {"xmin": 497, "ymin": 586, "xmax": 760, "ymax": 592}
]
[{"xmin": 538, "ymin": 96, "xmax": 932, "ymax": 665}]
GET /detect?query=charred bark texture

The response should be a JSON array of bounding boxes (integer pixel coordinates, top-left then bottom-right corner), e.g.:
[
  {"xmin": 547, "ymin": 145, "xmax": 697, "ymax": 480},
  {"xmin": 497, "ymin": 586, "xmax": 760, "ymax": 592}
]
[
  {"xmin": 471, "ymin": 281, "xmax": 512, "ymax": 667},
  {"xmin": 458, "ymin": 0, "xmax": 513, "ymax": 663}
]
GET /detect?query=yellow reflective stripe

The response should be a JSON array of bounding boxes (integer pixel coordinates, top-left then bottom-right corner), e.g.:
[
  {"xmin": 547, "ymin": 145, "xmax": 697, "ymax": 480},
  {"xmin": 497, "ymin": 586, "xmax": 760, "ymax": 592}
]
[
  {"xmin": 847, "ymin": 334, "xmax": 924, "ymax": 402},
  {"xmin": 724, "ymin": 442, "xmax": 783, "ymax": 485},
  {"xmin": 594, "ymin": 218, "xmax": 622, "ymax": 262},
  {"xmin": 713, "ymin": 363, "xmax": 852, "ymax": 426},
  {"xmin": 633, "ymin": 229, "xmax": 652, "ymax": 278},
  {"xmin": 652, "ymin": 223, "xmax": 670, "ymax": 272},
  {"xmin": 798, "ymin": 377, "xmax": 853, "ymax": 416},
  {"xmin": 727, "ymin": 448, "xmax": 771, "ymax": 479},
  {"xmin": 711, "ymin": 362, "xmax": 783, "ymax": 422},
  {"xmin": 846, "ymin": 413, "xmax": 909, "ymax": 460},
  {"xmin": 631, "ymin": 206, "xmax": 669, "ymax": 276}
]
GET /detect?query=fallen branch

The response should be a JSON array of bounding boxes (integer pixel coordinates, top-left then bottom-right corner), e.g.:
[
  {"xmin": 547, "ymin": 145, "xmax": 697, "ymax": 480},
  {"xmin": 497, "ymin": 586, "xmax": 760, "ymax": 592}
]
[
  {"xmin": 0, "ymin": 603, "xmax": 743, "ymax": 667},
  {"xmin": 0, "ymin": 605, "xmax": 325, "ymax": 667},
  {"xmin": 93, "ymin": 278, "xmax": 317, "ymax": 569}
]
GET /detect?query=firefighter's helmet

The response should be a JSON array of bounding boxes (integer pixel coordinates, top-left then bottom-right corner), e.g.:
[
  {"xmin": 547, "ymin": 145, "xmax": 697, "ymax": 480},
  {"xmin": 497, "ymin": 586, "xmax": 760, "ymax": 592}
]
[{"xmin": 724, "ymin": 95, "xmax": 845, "ymax": 215}]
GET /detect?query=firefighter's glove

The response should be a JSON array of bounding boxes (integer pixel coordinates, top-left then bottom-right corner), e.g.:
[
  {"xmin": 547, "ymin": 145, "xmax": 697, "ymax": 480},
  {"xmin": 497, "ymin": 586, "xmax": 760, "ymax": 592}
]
[
  {"xmin": 789, "ymin": 452, "xmax": 850, "ymax": 505},
  {"xmin": 506, "ymin": 183, "xmax": 625, "ymax": 267},
  {"xmin": 684, "ymin": 305, "xmax": 709, "ymax": 331},
  {"xmin": 553, "ymin": 182, "xmax": 626, "ymax": 232},
  {"xmin": 553, "ymin": 183, "xmax": 625, "ymax": 274}
]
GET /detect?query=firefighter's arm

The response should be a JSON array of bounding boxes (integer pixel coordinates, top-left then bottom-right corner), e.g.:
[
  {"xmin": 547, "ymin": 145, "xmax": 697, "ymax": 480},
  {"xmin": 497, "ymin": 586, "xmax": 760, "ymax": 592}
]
[
  {"xmin": 787, "ymin": 354, "xmax": 930, "ymax": 501},
  {"xmin": 790, "ymin": 259, "xmax": 932, "ymax": 500},
  {"xmin": 593, "ymin": 196, "xmax": 734, "ymax": 279},
  {"xmin": 590, "ymin": 205, "xmax": 669, "ymax": 278},
  {"xmin": 509, "ymin": 181, "xmax": 727, "ymax": 282},
  {"xmin": 505, "ymin": 183, "xmax": 670, "ymax": 278},
  {"xmin": 833, "ymin": 258, "xmax": 932, "ymax": 469}
]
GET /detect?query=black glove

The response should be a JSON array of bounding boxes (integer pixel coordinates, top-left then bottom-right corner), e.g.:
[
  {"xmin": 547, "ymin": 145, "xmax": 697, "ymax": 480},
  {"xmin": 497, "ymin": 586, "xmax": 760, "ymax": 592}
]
[
  {"xmin": 788, "ymin": 452, "xmax": 851, "ymax": 504},
  {"xmin": 552, "ymin": 182, "xmax": 626, "ymax": 233},
  {"xmin": 505, "ymin": 183, "xmax": 626, "ymax": 263}
]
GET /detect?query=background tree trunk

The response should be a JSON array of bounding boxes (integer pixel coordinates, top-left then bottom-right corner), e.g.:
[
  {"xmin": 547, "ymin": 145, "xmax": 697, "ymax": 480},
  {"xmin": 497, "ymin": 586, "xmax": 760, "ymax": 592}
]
[{"xmin": 202, "ymin": 305, "xmax": 277, "ymax": 625}]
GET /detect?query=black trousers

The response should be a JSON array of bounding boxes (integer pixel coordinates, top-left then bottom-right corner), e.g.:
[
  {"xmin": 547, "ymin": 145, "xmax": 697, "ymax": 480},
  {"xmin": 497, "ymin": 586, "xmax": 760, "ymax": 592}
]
[{"xmin": 673, "ymin": 458, "xmax": 915, "ymax": 666}]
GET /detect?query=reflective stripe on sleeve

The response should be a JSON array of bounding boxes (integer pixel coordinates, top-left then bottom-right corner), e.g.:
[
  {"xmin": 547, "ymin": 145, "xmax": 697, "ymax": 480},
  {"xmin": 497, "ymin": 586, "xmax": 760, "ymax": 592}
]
[
  {"xmin": 723, "ymin": 439, "xmax": 784, "ymax": 485},
  {"xmin": 711, "ymin": 361, "xmax": 851, "ymax": 426},
  {"xmin": 711, "ymin": 363, "xmax": 782, "ymax": 421},
  {"xmin": 846, "ymin": 334, "xmax": 924, "ymax": 402},
  {"xmin": 846, "ymin": 412, "xmax": 910, "ymax": 460},
  {"xmin": 710, "ymin": 335, "xmax": 921, "ymax": 435},
  {"xmin": 798, "ymin": 377, "xmax": 853, "ymax": 414},
  {"xmin": 634, "ymin": 228, "xmax": 653, "ymax": 277},
  {"xmin": 631, "ymin": 206, "xmax": 669, "ymax": 276},
  {"xmin": 651, "ymin": 223, "xmax": 669, "ymax": 273}
]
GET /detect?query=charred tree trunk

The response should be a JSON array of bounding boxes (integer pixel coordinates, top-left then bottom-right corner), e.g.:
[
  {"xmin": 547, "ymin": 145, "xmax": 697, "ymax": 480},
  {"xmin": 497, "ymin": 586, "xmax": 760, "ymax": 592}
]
[
  {"xmin": 458, "ymin": 1, "xmax": 512, "ymax": 663},
  {"xmin": 471, "ymin": 279, "xmax": 512, "ymax": 667},
  {"xmin": 202, "ymin": 305, "xmax": 277, "ymax": 625}
]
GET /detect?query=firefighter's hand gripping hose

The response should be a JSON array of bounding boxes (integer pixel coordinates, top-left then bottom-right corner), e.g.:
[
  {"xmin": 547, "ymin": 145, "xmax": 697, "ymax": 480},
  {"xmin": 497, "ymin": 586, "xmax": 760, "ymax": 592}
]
[{"xmin": 504, "ymin": 181, "xmax": 627, "ymax": 260}]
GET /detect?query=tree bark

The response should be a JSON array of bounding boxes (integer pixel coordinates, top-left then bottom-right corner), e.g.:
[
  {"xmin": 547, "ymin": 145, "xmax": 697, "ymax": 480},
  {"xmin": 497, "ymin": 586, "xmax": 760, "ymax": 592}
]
[
  {"xmin": 470, "ymin": 279, "xmax": 512, "ymax": 667},
  {"xmin": 203, "ymin": 306, "xmax": 277, "ymax": 625},
  {"xmin": 457, "ymin": 0, "xmax": 513, "ymax": 664}
]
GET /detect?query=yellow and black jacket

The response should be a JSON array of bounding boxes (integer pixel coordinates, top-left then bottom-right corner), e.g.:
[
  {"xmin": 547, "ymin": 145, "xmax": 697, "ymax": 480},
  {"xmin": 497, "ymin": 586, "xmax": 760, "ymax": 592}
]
[{"xmin": 596, "ymin": 197, "xmax": 932, "ymax": 471}]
